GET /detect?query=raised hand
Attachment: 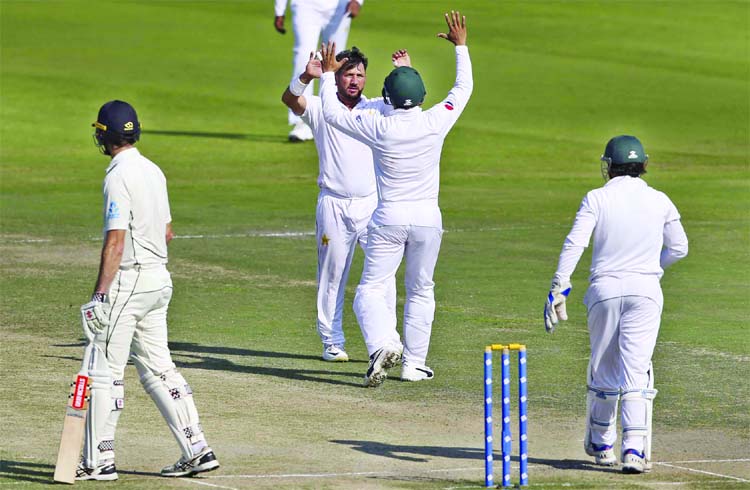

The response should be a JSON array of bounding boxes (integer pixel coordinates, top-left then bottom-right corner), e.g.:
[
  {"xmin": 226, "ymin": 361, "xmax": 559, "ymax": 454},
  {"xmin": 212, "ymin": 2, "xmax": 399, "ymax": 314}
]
[
  {"xmin": 437, "ymin": 10, "xmax": 467, "ymax": 46},
  {"xmin": 303, "ymin": 51, "xmax": 323, "ymax": 81},
  {"xmin": 320, "ymin": 41, "xmax": 346, "ymax": 73},
  {"xmin": 391, "ymin": 49, "xmax": 412, "ymax": 67}
]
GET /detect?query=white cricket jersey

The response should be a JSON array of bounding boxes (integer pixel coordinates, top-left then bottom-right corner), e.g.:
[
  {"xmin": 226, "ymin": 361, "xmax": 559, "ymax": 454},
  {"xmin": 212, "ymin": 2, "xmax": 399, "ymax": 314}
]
[
  {"xmin": 102, "ymin": 147, "xmax": 171, "ymax": 269},
  {"xmin": 301, "ymin": 95, "xmax": 384, "ymax": 199},
  {"xmin": 554, "ymin": 176, "xmax": 688, "ymax": 303},
  {"xmin": 320, "ymin": 45, "xmax": 473, "ymax": 227}
]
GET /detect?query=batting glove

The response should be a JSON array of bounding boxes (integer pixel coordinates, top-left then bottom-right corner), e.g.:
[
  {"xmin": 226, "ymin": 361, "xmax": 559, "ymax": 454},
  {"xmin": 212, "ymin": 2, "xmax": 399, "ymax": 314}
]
[
  {"xmin": 544, "ymin": 279, "xmax": 571, "ymax": 334},
  {"xmin": 81, "ymin": 295, "xmax": 110, "ymax": 341}
]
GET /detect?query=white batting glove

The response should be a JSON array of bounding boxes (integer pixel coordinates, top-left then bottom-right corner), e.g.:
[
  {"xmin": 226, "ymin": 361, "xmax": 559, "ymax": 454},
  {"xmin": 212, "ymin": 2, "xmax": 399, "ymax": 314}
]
[
  {"xmin": 81, "ymin": 295, "xmax": 110, "ymax": 341},
  {"xmin": 544, "ymin": 279, "xmax": 571, "ymax": 334}
]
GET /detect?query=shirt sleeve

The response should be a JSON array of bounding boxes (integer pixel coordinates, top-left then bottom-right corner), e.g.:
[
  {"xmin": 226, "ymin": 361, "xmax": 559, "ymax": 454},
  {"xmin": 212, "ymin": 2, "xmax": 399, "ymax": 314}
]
[
  {"xmin": 102, "ymin": 173, "xmax": 130, "ymax": 231},
  {"xmin": 320, "ymin": 71, "xmax": 380, "ymax": 145},
  {"xmin": 274, "ymin": 0, "xmax": 287, "ymax": 17},
  {"xmin": 426, "ymin": 45, "xmax": 474, "ymax": 135},
  {"xmin": 300, "ymin": 96, "xmax": 323, "ymax": 133},
  {"xmin": 554, "ymin": 193, "xmax": 597, "ymax": 283},
  {"xmin": 660, "ymin": 219, "xmax": 688, "ymax": 269}
]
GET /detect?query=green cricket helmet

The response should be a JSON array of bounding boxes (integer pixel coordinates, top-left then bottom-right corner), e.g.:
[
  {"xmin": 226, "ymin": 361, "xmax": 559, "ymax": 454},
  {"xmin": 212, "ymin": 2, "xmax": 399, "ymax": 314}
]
[
  {"xmin": 600, "ymin": 135, "xmax": 648, "ymax": 178},
  {"xmin": 382, "ymin": 66, "xmax": 426, "ymax": 109}
]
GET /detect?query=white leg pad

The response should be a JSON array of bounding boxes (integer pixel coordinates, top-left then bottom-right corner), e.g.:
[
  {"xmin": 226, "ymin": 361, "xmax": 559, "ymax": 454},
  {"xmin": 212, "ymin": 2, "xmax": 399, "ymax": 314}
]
[
  {"xmin": 84, "ymin": 344, "xmax": 115, "ymax": 467},
  {"xmin": 584, "ymin": 386, "xmax": 620, "ymax": 449},
  {"xmin": 140, "ymin": 368, "xmax": 205, "ymax": 459},
  {"xmin": 621, "ymin": 388, "xmax": 657, "ymax": 462}
]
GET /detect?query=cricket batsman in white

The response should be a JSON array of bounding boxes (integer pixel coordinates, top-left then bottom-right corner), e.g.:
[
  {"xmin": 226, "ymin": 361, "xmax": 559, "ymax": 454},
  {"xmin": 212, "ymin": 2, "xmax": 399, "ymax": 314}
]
[
  {"xmin": 544, "ymin": 135, "xmax": 688, "ymax": 473},
  {"xmin": 318, "ymin": 10, "xmax": 473, "ymax": 386},
  {"xmin": 76, "ymin": 100, "xmax": 219, "ymax": 480}
]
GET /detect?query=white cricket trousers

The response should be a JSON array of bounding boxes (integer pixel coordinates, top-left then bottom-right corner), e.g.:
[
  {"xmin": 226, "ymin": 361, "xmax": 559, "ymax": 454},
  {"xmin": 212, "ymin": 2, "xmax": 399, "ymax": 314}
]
[
  {"xmin": 354, "ymin": 225, "xmax": 443, "ymax": 365},
  {"xmin": 317, "ymin": 191, "xmax": 389, "ymax": 346},
  {"xmin": 85, "ymin": 266, "xmax": 205, "ymax": 466},
  {"xmin": 587, "ymin": 294, "xmax": 662, "ymax": 451},
  {"xmin": 288, "ymin": 0, "xmax": 351, "ymax": 125}
]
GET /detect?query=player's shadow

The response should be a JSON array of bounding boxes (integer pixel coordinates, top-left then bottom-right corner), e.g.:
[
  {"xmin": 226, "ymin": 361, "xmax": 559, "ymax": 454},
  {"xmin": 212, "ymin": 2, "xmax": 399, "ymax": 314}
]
[
  {"xmin": 0, "ymin": 460, "xmax": 54, "ymax": 484},
  {"xmin": 170, "ymin": 342, "xmax": 368, "ymax": 388},
  {"xmin": 331, "ymin": 441, "xmax": 620, "ymax": 473},
  {"xmin": 50, "ymin": 342, "xmax": 368, "ymax": 388},
  {"xmin": 143, "ymin": 129, "xmax": 284, "ymax": 143}
]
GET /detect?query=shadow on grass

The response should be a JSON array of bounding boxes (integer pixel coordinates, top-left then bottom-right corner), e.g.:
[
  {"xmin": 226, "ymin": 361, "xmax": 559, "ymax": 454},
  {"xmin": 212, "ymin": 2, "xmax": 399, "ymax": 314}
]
[
  {"xmin": 51, "ymin": 341, "xmax": 368, "ymax": 388},
  {"xmin": 143, "ymin": 129, "xmax": 285, "ymax": 143},
  {"xmin": 0, "ymin": 460, "xmax": 53, "ymax": 484},
  {"xmin": 330, "ymin": 440, "xmax": 621, "ymax": 473}
]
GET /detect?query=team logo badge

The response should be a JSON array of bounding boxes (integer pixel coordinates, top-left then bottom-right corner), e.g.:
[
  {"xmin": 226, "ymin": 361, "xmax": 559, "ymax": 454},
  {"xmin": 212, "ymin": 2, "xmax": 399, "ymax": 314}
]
[
  {"xmin": 106, "ymin": 201, "xmax": 120, "ymax": 220},
  {"xmin": 404, "ymin": 99, "xmax": 413, "ymax": 106},
  {"xmin": 628, "ymin": 150, "xmax": 639, "ymax": 159},
  {"xmin": 444, "ymin": 100, "xmax": 455, "ymax": 111},
  {"xmin": 124, "ymin": 121, "xmax": 134, "ymax": 131}
]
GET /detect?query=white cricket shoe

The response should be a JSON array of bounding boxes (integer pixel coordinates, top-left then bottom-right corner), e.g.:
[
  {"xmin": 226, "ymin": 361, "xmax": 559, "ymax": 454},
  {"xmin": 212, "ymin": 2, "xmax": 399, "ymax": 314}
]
[
  {"xmin": 401, "ymin": 362, "xmax": 434, "ymax": 381},
  {"xmin": 75, "ymin": 460, "xmax": 118, "ymax": 481},
  {"xmin": 584, "ymin": 442, "xmax": 617, "ymax": 466},
  {"xmin": 622, "ymin": 449, "xmax": 648, "ymax": 474},
  {"xmin": 364, "ymin": 345, "xmax": 403, "ymax": 387},
  {"xmin": 161, "ymin": 446, "xmax": 220, "ymax": 477},
  {"xmin": 288, "ymin": 121, "xmax": 313, "ymax": 142},
  {"xmin": 323, "ymin": 344, "xmax": 349, "ymax": 362}
]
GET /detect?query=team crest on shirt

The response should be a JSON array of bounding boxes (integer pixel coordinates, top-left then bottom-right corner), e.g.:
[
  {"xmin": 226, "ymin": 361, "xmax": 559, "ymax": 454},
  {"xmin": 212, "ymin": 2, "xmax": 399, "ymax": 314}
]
[
  {"xmin": 321, "ymin": 234, "xmax": 330, "ymax": 246},
  {"xmin": 107, "ymin": 201, "xmax": 120, "ymax": 220},
  {"xmin": 356, "ymin": 115, "xmax": 363, "ymax": 124},
  {"xmin": 444, "ymin": 100, "xmax": 454, "ymax": 111}
]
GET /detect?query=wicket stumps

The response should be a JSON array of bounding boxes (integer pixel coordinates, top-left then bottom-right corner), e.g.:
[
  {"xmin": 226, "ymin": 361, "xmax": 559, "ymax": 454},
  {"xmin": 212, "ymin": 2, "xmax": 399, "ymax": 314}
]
[{"xmin": 484, "ymin": 343, "xmax": 528, "ymax": 487}]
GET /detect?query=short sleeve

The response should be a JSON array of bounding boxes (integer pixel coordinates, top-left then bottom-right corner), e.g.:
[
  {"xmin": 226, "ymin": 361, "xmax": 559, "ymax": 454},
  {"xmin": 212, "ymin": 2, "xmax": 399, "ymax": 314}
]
[{"xmin": 103, "ymin": 173, "xmax": 130, "ymax": 231}]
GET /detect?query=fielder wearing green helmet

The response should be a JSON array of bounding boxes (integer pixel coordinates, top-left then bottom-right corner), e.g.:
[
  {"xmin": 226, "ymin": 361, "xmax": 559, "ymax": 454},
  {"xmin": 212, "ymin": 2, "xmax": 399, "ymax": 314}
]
[
  {"xmin": 382, "ymin": 66, "xmax": 426, "ymax": 109},
  {"xmin": 600, "ymin": 135, "xmax": 649, "ymax": 180}
]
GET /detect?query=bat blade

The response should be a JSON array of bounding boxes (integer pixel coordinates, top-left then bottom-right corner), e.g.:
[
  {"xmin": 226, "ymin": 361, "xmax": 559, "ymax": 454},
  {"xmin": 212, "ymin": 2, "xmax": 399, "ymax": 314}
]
[{"xmin": 54, "ymin": 344, "xmax": 93, "ymax": 484}]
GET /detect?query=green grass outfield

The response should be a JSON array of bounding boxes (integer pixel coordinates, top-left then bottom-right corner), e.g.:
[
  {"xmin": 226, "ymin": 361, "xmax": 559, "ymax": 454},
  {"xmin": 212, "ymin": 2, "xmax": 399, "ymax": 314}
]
[{"xmin": 1, "ymin": 1, "xmax": 748, "ymax": 488}]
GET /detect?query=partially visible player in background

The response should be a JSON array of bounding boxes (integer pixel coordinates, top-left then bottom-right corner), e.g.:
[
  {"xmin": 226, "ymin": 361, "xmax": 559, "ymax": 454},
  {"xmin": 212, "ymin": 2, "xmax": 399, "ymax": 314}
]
[
  {"xmin": 543, "ymin": 135, "xmax": 688, "ymax": 474},
  {"xmin": 76, "ymin": 100, "xmax": 219, "ymax": 480},
  {"xmin": 274, "ymin": 0, "xmax": 364, "ymax": 142},
  {"xmin": 281, "ymin": 47, "xmax": 410, "ymax": 362},
  {"xmin": 318, "ymin": 11, "xmax": 473, "ymax": 387}
]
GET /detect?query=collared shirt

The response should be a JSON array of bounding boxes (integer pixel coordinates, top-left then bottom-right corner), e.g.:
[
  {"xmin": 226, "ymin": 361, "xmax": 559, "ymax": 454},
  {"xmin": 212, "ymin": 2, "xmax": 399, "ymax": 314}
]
[
  {"xmin": 102, "ymin": 147, "xmax": 171, "ymax": 268},
  {"xmin": 554, "ymin": 175, "xmax": 688, "ymax": 303},
  {"xmin": 302, "ymin": 95, "xmax": 383, "ymax": 199},
  {"xmin": 319, "ymin": 45, "xmax": 474, "ymax": 227}
]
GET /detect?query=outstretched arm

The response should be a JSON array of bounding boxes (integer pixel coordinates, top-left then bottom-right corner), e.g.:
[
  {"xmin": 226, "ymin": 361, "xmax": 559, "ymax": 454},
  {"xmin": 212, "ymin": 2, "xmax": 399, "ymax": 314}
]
[
  {"xmin": 281, "ymin": 52, "xmax": 322, "ymax": 116},
  {"xmin": 432, "ymin": 11, "xmax": 473, "ymax": 126}
]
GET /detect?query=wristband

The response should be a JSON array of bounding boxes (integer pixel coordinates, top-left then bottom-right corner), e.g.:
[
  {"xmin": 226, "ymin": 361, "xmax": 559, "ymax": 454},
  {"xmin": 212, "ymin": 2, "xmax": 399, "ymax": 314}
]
[
  {"xmin": 91, "ymin": 292, "xmax": 106, "ymax": 303},
  {"xmin": 289, "ymin": 76, "xmax": 309, "ymax": 97}
]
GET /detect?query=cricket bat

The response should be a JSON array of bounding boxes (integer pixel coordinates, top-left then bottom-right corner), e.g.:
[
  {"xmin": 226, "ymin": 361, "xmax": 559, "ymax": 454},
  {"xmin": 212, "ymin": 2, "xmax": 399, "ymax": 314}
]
[{"xmin": 53, "ymin": 342, "xmax": 94, "ymax": 484}]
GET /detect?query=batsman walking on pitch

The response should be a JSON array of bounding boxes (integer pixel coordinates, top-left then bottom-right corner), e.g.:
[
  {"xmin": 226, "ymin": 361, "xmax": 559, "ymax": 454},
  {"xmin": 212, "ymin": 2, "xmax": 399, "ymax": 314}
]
[
  {"xmin": 318, "ymin": 11, "xmax": 473, "ymax": 387},
  {"xmin": 281, "ymin": 47, "xmax": 405, "ymax": 362},
  {"xmin": 544, "ymin": 135, "xmax": 688, "ymax": 473},
  {"xmin": 75, "ymin": 100, "xmax": 219, "ymax": 480}
]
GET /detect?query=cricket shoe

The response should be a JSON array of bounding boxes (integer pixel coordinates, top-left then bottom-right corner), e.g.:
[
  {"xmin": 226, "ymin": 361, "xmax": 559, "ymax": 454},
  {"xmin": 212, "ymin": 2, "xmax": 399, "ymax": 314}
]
[
  {"xmin": 621, "ymin": 449, "xmax": 648, "ymax": 474},
  {"xmin": 161, "ymin": 446, "xmax": 220, "ymax": 477},
  {"xmin": 323, "ymin": 344, "xmax": 349, "ymax": 362},
  {"xmin": 401, "ymin": 362, "xmax": 434, "ymax": 382},
  {"xmin": 75, "ymin": 460, "xmax": 118, "ymax": 481},
  {"xmin": 584, "ymin": 442, "xmax": 617, "ymax": 466},
  {"xmin": 288, "ymin": 121, "xmax": 313, "ymax": 142},
  {"xmin": 364, "ymin": 345, "xmax": 403, "ymax": 388}
]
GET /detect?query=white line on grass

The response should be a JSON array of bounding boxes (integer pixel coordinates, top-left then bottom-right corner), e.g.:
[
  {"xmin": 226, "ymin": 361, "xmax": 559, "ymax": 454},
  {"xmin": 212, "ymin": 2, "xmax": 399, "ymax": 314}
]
[
  {"xmin": 654, "ymin": 462, "xmax": 750, "ymax": 482},
  {"xmin": 181, "ymin": 479, "xmax": 238, "ymax": 490}
]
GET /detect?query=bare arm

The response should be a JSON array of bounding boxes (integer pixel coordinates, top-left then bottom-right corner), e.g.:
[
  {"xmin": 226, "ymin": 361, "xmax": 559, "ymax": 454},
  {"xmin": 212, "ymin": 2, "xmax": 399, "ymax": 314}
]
[
  {"xmin": 166, "ymin": 222, "xmax": 174, "ymax": 245},
  {"xmin": 93, "ymin": 229, "xmax": 125, "ymax": 295}
]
